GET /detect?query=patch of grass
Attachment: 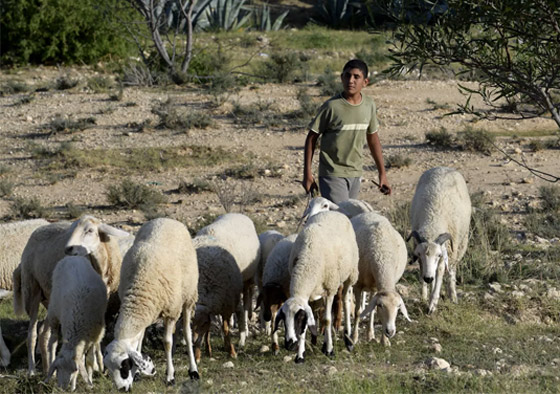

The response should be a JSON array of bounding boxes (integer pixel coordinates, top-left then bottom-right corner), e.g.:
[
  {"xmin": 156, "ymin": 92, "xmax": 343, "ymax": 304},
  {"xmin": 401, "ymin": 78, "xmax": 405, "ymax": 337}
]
[
  {"xmin": 12, "ymin": 94, "xmax": 35, "ymax": 106},
  {"xmin": 10, "ymin": 196, "xmax": 47, "ymax": 219},
  {"xmin": 425, "ymin": 97, "xmax": 452, "ymax": 111},
  {"xmin": 388, "ymin": 201, "xmax": 411, "ymax": 241},
  {"xmin": 426, "ymin": 127, "xmax": 454, "ymax": 149},
  {"xmin": 66, "ymin": 203, "xmax": 86, "ymax": 219},
  {"xmin": 527, "ymin": 139, "xmax": 545, "ymax": 152},
  {"xmin": 152, "ymin": 101, "xmax": 213, "ymax": 130},
  {"xmin": 0, "ymin": 79, "xmax": 30, "ymax": 95},
  {"xmin": 493, "ymin": 128, "xmax": 558, "ymax": 138},
  {"xmin": 0, "ymin": 179, "xmax": 14, "ymax": 197},
  {"xmin": 385, "ymin": 154, "xmax": 412, "ymax": 169},
  {"xmin": 289, "ymin": 87, "xmax": 319, "ymax": 124},
  {"xmin": 212, "ymin": 179, "xmax": 262, "ymax": 213},
  {"xmin": 257, "ymin": 52, "xmax": 308, "ymax": 83},
  {"xmin": 31, "ymin": 143, "xmax": 245, "ymax": 174},
  {"xmin": 176, "ymin": 178, "xmax": 213, "ymax": 194},
  {"xmin": 42, "ymin": 114, "xmax": 96, "ymax": 136},
  {"xmin": 87, "ymin": 75, "xmax": 114, "ymax": 93},
  {"xmin": 106, "ymin": 179, "xmax": 166, "ymax": 209},
  {"xmin": 524, "ymin": 186, "xmax": 560, "ymax": 239},
  {"xmin": 230, "ymin": 100, "xmax": 282, "ymax": 127},
  {"xmin": 316, "ymin": 66, "xmax": 340, "ymax": 97},
  {"xmin": 224, "ymin": 161, "xmax": 282, "ymax": 180},
  {"xmin": 460, "ymin": 192, "xmax": 513, "ymax": 285},
  {"xmin": 457, "ymin": 127, "xmax": 495, "ymax": 155},
  {"xmin": 0, "ymin": 165, "xmax": 11, "ymax": 176},
  {"xmin": 54, "ymin": 74, "xmax": 79, "ymax": 90}
]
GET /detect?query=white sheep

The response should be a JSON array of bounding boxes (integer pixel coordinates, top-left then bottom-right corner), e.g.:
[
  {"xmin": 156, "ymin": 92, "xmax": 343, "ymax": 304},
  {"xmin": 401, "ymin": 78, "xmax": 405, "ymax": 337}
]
[
  {"xmin": 42, "ymin": 256, "xmax": 107, "ymax": 391},
  {"xmin": 350, "ymin": 212, "xmax": 411, "ymax": 346},
  {"xmin": 408, "ymin": 166, "xmax": 471, "ymax": 314},
  {"xmin": 275, "ymin": 211, "xmax": 359, "ymax": 363},
  {"xmin": 104, "ymin": 218, "xmax": 199, "ymax": 391},
  {"xmin": 0, "ymin": 219, "xmax": 49, "ymax": 291},
  {"xmin": 300, "ymin": 196, "xmax": 375, "ymax": 222},
  {"xmin": 259, "ymin": 234, "xmax": 297, "ymax": 353},
  {"xmin": 0, "ymin": 218, "xmax": 49, "ymax": 367},
  {"xmin": 193, "ymin": 244, "xmax": 243, "ymax": 361},
  {"xmin": 13, "ymin": 215, "xmax": 129, "ymax": 375},
  {"xmin": 195, "ymin": 213, "xmax": 261, "ymax": 347}
]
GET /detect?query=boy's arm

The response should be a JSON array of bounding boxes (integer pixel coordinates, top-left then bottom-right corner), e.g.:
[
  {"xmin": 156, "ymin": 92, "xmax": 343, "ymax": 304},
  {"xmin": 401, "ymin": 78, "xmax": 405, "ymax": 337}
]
[
  {"xmin": 366, "ymin": 132, "xmax": 392, "ymax": 195},
  {"xmin": 303, "ymin": 130, "xmax": 319, "ymax": 194}
]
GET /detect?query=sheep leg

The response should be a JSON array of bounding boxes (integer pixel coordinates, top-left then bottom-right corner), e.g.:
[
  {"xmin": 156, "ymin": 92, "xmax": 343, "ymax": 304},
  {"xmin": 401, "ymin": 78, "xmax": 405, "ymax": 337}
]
[
  {"xmin": 163, "ymin": 318, "xmax": 176, "ymax": 385},
  {"xmin": 332, "ymin": 285, "xmax": 343, "ymax": 333},
  {"xmin": 342, "ymin": 283, "xmax": 354, "ymax": 351},
  {"xmin": 26, "ymin": 291, "xmax": 42, "ymax": 376},
  {"xmin": 136, "ymin": 329, "xmax": 145, "ymax": 353},
  {"xmin": 222, "ymin": 314, "xmax": 237, "ymax": 359},
  {"xmin": 239, "ymin": 283, "xmax": 252, "ymax": 347},
  {"xmin": 420, "ymin": 271, "xmax": 428, "ymax": 301},
  {"xmin": 193, "ymin": 331, "xmax": 203, "ymax": 363},
  {"xmin": 0, "ymin": 326, "xmax": 10, "ymax": 367},
  {"xmin": 321, "ymin": 295, "xmax": 335, "ymax": 357},
  {"xmin": 446, "ymin": 264, "xmax": 458, "ymax": 303},
  {"xmin": 38, "ymin": 320, "xmax": 51, "ymax": 374},
  {"xmin": 428, "ymin": 258, "xmax": 446, "ymax": 314},
  {"xmin": 181, "ymin": 307, "xmax": 199, "ymax": 379},
  {"xmin": 352, "ymin": 287, "xmax": 362, "ymax": 345},
  {"xmin": 367, "ymin": 307, "xmax": 376, "ymax": 342}
]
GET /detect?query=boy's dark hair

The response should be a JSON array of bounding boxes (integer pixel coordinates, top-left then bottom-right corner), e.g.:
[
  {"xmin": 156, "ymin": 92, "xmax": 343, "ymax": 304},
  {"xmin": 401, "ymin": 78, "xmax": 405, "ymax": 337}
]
[{"xmin": 342, "ymin": 59, "xmax": 369, "ymax": 79}]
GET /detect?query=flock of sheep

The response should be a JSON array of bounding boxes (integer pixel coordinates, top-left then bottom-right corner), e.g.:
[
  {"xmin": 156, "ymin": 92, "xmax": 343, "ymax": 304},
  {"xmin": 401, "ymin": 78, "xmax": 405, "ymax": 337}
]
[{"xmin": 0, "ymin": 166, "xmax": 472, "ymax": 391}]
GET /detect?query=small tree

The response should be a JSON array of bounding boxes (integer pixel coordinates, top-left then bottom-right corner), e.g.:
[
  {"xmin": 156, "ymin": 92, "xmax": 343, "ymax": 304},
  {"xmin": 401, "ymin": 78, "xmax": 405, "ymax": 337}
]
[{"xmin": 383, "ymin": 0, "xmax": 560, "ymax": 130}]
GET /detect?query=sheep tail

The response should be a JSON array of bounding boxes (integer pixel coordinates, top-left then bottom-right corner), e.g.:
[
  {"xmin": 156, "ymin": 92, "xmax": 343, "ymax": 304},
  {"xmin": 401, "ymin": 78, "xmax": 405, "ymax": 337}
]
[{"xmin": 12, "ymin": 265, "xmax": 25, "ymax": 316}]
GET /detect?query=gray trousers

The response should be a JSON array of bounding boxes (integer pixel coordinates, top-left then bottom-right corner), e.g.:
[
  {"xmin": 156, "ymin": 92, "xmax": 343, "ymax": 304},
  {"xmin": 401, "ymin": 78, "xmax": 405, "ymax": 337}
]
[{"xmin": 319, "ymin": 176, "xmax": 361, "ymax": 204}]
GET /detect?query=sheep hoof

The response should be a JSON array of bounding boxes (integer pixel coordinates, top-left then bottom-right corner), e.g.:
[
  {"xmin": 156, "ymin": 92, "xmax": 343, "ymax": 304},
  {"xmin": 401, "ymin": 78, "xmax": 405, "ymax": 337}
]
[
  {"xmin": 166, "ymin": 378, "xmax": 175, "ymax": 386},
  {"xmin": 321, "ymin": 343, "xmax": 334, "ymax": 357},
  {"xmin": 189, "ymin": 370, "xmax": 200, "ymax": 380},
  {"xmin": 343, "ymin": 334, "xmax": 354, "ymax": 352},
  {"xmin": 295, "ymin": 354, "xmax": 305, "ymax": 364}
]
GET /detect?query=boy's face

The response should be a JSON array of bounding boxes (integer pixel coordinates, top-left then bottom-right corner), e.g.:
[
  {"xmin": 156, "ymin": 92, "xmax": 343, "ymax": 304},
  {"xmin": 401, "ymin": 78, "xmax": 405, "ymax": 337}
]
[{"xmin": 341, "ymin": 67, "xmax": 369, "ymax": 96}]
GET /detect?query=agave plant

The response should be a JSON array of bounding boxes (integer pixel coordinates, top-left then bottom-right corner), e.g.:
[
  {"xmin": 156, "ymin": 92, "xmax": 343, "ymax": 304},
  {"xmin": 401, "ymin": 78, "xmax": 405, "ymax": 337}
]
[
  {"xmin": 252, "ymin": 3, "xmax": 289, "ymax": 31},
  {"xmin": 194, "ymin": 0, "xmax": 253, "ymax": 31},
  {"xmin": 312, "ymin": 0, "xmax": 366, "ymax": 29}
]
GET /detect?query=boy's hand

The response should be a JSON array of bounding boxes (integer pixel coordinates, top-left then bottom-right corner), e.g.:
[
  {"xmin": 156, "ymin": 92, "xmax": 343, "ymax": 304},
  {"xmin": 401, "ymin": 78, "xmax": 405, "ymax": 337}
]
[
  {"xmin": 302, "ymin": 176, "xmax": 319, "ymax": 195},
  {"xmin": 378, "ymin": 174, "xmax": 392, "ymax": 196}
]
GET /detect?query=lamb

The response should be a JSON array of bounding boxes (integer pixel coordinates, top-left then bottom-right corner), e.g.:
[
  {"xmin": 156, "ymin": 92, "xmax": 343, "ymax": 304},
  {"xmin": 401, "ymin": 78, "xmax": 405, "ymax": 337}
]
[
  {"xmin": 256, "ymin": 230, "xmax": 285, "ymax": 293},
  {"xmin": 300, "ymin": 196, "xmax": 375, "ymax": 222},
  {"xmin": 193, "ymin": 244, "xmax": 243, "ymax": 361},
  {"xmin": 350, "ymin": 212, "xmax": 411, "ymax": 346},
  {"xmin": 104, "ymin": 218, "xmax": 199, "ymax": 391},
  {"xmin": 275, "ymin": 211, "xmax": 359, "ymax": 363},
  {"xmin": 0, "ymin": 219, "xmax": 49, "ymax": 291},
  {"xmin": 13, "ymin": 215, "xmax": 129, "ymax": 375},
  {"xmin": 407, "ymin": 166, "xmax": 471, "ymax": 314},
  {"xmin": 42, "ymin": 256, "xmax": 107, "ymax": 391},
  {"xmin": 194, "ymin": 213, "xmax": 261, "ymax": 347},
  {"xmin": 259, "ymin": 234, "xmax": 297, "ymax": 353}
]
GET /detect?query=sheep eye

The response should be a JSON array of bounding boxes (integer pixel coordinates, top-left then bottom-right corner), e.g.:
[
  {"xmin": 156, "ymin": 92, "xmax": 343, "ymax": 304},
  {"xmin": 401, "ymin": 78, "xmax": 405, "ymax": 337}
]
[{"xmin": 322, "ymin": 204, "xmax": 328, "ymax": 209}]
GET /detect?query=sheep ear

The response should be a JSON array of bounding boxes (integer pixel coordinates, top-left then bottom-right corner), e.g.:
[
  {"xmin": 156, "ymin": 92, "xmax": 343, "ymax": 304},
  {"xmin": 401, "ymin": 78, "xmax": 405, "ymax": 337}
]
[
  {"xmin": 441, "ymin": 245, "xmax": 450, "ymax": 273},
  {"xmin": 360, "ymin": 294, "xmax": 378, "ymax": 319},
  {"xmin": 273, "ymin": 306, "xmax": 285, "ymax": 334},
  {"xmin": 304, "ymin": 304, "xmax": 317, "ymax": 337},
  {"xmin": 129, "ymin": 350, "xmax": 155, "ymax": 376},
  {"xmin": 399, "ymin": 295, "xmax": 412, "ymax": 322},
  {"xmin": 45, "ymin": 358, "xmax": 59, "ymax": 382},
  {"xmin": 98, "ymin": 223, "xmax": 130, "ymax": 239},
  {"xmin": 434, "ymin": 232, "xmax": 452, "ymax": 247}
]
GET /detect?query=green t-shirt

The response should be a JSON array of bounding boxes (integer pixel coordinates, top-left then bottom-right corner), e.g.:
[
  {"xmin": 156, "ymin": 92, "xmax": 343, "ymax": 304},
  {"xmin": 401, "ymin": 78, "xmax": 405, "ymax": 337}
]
[{"xmin": 309, "ymin": 93, "xmax": 379, "ymax": 177}]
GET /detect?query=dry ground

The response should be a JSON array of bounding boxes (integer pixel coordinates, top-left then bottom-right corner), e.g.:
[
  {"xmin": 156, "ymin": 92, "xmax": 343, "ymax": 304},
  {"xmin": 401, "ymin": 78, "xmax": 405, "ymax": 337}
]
[{"xmin": 0, "ymin": 66, "xmax": 558, "ymax": 235}]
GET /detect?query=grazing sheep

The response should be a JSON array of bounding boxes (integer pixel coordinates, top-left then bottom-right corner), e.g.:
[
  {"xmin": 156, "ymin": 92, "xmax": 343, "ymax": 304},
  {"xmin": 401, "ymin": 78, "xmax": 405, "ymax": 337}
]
[
  {"xmin": 104, "ymin": 218, "xmax": 199, "ymax": 391},
  {"xmin": 42, "ymin": 256, "xmax": 107, "ymax": 392},
  {"xmin": 275, "ymin": 211, "xmax": 359, "ymax": 363},
  {"xmin": 408, "ymin": 167, "xmax": 471, "ymax": 314},
  {"xmin": 259, "ymin": 234, "xmax": 297, "ymax": 353},
  {"xmin": 13, "ymin": 216, "xmax": 128, "ymax": 376},
  {"xmin": 0, "ymin": 219, "xmax": 49, "ymax": 291},
  {"xmin": 350, "ymin": 212, "xmax": 411, "ymax": 346},
  {"xmin": 195, "ymin": 213, "xmax": 261, "ymax": 347},
  {"xmin": 193, "ymin": 245, "xmax": 243, "ymax": 361}
]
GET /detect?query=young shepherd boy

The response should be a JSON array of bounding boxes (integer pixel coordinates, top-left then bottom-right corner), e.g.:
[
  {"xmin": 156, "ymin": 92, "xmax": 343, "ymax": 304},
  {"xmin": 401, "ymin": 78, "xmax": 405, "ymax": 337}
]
[{"xmin": 302, "ymin": 59, "xmax": 391, "ymax": 203}]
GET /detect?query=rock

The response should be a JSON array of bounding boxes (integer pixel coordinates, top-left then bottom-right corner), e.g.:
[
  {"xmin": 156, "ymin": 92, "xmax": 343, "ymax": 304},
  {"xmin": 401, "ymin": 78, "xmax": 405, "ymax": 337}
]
[
  {"xmin": 222, "ymin": 361, "xmax": 235, "ymax": 368},
  {"xmin": 521, "ymin": 177, "xmax": 534, "ymax": 184},
  {"xmin": 276, "ymin": 220, "xmax": 287, "ymax": 229},
  {"xmin": 427, "ymin": 357, "xmax": 450, "ymax": 371},
  {"xmin": 474, "ymin": 369, "xmax": 491, "ymax": 376},
  {"xmin": 492, "ymin": 347, "xmax": 503, "ymax": 354},
  {"xmin": 259, "ymin": 345, "xmax": 270, "ymax": 353},
  {"xmin": 488, "ymin": 282, "xmax": 503, "ymax": 293},
  {"xmin": 283, "ymin": 356, "xmax": 292, "ymax": 363},
  {"xmin": 324, "ymin": 366, "xmax": 337, "ymax": 375},
  {"xmin": 546, "ymin": 288, "xmax": 560, "ymax": 299},
  {"xmin": 483, "ymin": 292, "xmax": 495, "ymax": 301},
  {"xmin": 432, "ymin": 343, "xmax": 442, "ymax": 353},
  {"xmin": 511, "ymin": 290, "xmax": 525, "ymax": 298}
]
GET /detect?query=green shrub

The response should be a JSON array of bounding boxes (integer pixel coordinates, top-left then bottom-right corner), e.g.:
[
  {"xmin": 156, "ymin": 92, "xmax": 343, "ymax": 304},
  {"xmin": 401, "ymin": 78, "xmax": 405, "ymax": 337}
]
[
  {"xmin": 538, "ymin": 186, "xmax": 560, "ymax": 213},
  {"xmin": 385, "ymin": 154, "xmax": 412, "ymax": 169},
  {"xmin": 152, "ymin": 101, "xmax": 213, "ymax": 130},
  {"xmin": 457, "ymin": 127, "xmax": 495, "ymax": 155},
  {"xmin": 66, "ymin": 203, "xmax": 86, "ymax": 219},
  {"xmin": 42, "ymin": 114, "xmax": 96, "ymax": 136},
  {"xmin": 106, "ymin": 179, "xmax": 166, "ymax": 209},
  {"xmin": 425, "ymin": 127, "xmax": 454, "ymax": 149},
  {"xmin": 316, "ymin": 66, "xmax": 341, "ymax": 97},
  {"xmin": 0, "ymin": 180, "xmax": 14, "ymax": 197},
  {"xmin": 10, "ymin": 197, "xmax": 46, "ymax": 219},
  {"xmin": 259, "ymin": 52, "xmax": 307, "ymax": 83},
  {"xmin": 0, "ymin": 0, "xmax": 134, "ymax": 65},
  {"xmin": 87, "ymin": 75, "xmax": 114, "ymax": 93}
]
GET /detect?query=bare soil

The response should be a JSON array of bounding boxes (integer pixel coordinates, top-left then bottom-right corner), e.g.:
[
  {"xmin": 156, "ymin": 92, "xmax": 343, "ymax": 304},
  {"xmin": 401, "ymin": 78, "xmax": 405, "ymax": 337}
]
[{"xmin": 1, "ymin": 66, "xmax": 558, "ymax": 235}]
